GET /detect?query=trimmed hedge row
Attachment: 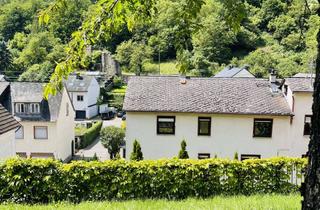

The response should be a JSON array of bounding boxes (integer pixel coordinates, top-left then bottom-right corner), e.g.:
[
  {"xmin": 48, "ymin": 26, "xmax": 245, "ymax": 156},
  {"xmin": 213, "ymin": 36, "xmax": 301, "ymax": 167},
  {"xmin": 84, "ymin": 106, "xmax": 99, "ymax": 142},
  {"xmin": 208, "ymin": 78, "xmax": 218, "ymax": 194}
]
[
  {"xmin": 0, "ymin": 157, "xmax": 306, "ymax": 203},
  {"xmin": 80, "ymin": 121, "xmax": 103, "ymax": 148}
]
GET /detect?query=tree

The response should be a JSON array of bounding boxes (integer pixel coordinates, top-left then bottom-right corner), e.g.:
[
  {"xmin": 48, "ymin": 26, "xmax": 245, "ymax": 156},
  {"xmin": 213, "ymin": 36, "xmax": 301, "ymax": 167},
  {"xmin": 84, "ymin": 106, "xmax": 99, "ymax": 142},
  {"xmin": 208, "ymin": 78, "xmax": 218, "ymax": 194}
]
[
  {"xmin": 0, "ymin": 40, "xmax": 12, "ymax": 73},
  {"xmin": 234, "ymin": 152, "xmax": 239, "ymax": 160},
  {"xmin": 178, "ymin": 140, "xmax": 189, "ymax": 159},
  {"xmin": 115, "ymin": 40, "xmax": 153, "ymax": 75},
  {"xmin": 130, "ymin": 139, "xmax": 143, "ymax": 161},
  {"xmin": 100, "ymin": 126, "xmax": 125, "ymax": 159}
]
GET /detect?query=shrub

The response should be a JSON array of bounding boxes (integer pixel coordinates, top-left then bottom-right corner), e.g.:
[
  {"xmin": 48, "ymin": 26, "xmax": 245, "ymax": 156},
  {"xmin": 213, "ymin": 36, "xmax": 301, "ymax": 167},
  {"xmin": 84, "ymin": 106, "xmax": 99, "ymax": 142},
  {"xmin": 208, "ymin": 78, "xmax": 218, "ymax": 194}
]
[
  {"xmin": 0, "ymin": 157, "xmax": 307, "ymax": 203},
  {"xmin": 178, "ymin": 140, "xmax": 189, "ymax": 159},
  {"xmin": 113, "ymin": 76, "xmax": 123, "ymax": 88},
  {"xmin": 130, "ymin": 140, "xmax": 143, "ymax": 161},
  {"xmin": 100, "ymin": 126, "xmax": 125, "ymax": 159},
  {"xmin": 80, "ymin": 121, "xmax": 103, "ymax": 149},
  {"xmin": 234, "ymin": 152, "xmax": 239, "ymax": 160}
]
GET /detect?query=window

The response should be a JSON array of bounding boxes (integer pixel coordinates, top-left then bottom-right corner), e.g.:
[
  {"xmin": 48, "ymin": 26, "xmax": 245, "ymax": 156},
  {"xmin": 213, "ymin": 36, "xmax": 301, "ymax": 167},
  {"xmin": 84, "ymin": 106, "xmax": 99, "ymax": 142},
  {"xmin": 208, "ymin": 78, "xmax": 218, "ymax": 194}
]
[
  {"xmin": 15, "ymin": 127, "xmax": 24, "ymax": 139},
  {"xmin": 66, "ymin": 103, "xmax": 69, "ymax": 116},
  {"xmin": 15, "ymin": 103, "xmax": 26, "ymax": 113},
  {"xmin": 198, "ymin": 117, "xmax": 211, "ymax": 136},
  {"xmin": 253, "ymin": 119, "xmax": 273, "ymax": 137},
  {"xmin": 16, "ymin": 152, "xmax": 27, "ymax": 158},
  {"xmin": 30, "ymin": 103, "xmax": 40, "ymax": 114},
  {"xmin": 34, "ymin": 126, "xmax": 48, "ymax": 139},
  {"xmin": 77, "ymin": 95, "xmax": 84, "ymax": 101},
  {"xmin": 198, "ymin": 153, "xmax": 210, "ymax": 159},
  {"xmin": 157, "ymin": 116, "xmax": 175, "ymax": 135},
  {"xmin": 241, "ymin": 154, "xmax": 261, "ymax": 161},
  {"xmin": 304, "ymin": 115, "xmax": 312, "ymax": 135},
  {"xmin": 284, "ymin": 85, "xmax": 288, "ymax": 96}
]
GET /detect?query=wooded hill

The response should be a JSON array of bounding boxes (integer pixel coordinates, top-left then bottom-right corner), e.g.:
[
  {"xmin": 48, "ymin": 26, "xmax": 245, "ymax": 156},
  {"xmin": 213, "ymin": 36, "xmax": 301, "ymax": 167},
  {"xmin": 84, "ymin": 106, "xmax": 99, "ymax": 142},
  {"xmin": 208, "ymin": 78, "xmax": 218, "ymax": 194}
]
[{"xmin": 0, "ymin": 0, "xmax": 319, "ymax": 81}]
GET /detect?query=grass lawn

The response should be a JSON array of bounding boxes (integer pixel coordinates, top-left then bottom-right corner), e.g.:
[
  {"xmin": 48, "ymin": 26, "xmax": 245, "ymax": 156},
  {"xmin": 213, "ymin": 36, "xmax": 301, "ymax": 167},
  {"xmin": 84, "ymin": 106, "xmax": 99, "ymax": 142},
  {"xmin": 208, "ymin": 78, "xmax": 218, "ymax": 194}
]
[{"xmin": 0, "ymin": 194, "xmax": 301, "ymax": 210}]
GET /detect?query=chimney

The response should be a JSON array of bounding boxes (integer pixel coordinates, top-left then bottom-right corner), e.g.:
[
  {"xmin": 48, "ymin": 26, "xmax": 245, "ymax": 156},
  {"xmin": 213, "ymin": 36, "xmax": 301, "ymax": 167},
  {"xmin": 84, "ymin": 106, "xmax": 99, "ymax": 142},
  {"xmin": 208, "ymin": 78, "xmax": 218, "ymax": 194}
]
[
  {"xmin": 180, "ymin": 75, "xmax": 190, "ymax": 84},
  {"xmin": 269, "ymin": 69, "xmax": 277, "ymax": 83}
]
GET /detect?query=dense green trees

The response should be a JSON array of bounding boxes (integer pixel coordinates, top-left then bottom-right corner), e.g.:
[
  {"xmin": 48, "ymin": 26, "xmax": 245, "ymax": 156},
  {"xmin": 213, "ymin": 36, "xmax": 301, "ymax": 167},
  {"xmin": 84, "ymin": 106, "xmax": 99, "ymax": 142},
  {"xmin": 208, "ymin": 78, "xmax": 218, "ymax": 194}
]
[{"xmin": 0, "ymin": 0, "xmax": 319, "ymax": 82}]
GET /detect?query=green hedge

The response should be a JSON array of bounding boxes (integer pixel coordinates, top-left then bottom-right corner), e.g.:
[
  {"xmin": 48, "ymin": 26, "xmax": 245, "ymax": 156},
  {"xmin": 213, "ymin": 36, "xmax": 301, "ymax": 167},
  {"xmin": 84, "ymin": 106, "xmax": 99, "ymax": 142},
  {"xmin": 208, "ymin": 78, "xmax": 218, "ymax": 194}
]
[
  {"xmin": 0, "ymin": 157, "xmax": 306, "ymax": 203},
  {"xmin": 80, "ymin": 121, "xmax": 103, "ymax": 149}
]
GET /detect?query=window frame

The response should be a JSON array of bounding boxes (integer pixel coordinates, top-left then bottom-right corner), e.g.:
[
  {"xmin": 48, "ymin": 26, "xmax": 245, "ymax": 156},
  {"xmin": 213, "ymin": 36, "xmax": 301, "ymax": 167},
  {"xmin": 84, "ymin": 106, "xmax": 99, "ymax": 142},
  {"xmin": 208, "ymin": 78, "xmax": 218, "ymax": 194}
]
[
  {"xmin": 198, "ymin": 117, "xmax": 211, "ymax": 136},
  {"xmin": 303, "ymin": 115, "xmax": 312, "ymax": 136},
  {"xmin": 198, "ymin": 153, "xmax": 211, "ymax": 159},
  {"xmin": 29, "ymin": 103, "xmax": 40, "ymax": 114},
  {"xmin": 157, "ymin": 116, "xmax": 176, "ymax": 135},
  {"xmin": 34, "ymin": 126, "xmax": 48, "ymax": 140},
  {"xmin": 253, "ymin": 118, "xmax": 273, "ymax": 138},
  {"xmin": 77, "ymin": 95, "xmax": 84, "ymax": 101},
  {"xmin": 240, "ymin": 154, "xmax": 261, "ymax": 161},
  {"xmin": 15, "ymin": 103, "xmax": 26, "ymax": 113}
]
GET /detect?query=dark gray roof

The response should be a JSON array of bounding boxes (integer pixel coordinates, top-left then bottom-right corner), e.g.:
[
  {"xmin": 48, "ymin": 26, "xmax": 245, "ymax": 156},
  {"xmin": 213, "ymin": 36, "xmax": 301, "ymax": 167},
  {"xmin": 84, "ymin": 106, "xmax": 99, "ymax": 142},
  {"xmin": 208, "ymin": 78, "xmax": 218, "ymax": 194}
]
[
  {"xmin": 65, "ymin": 75, "xmax": 95, "ymax": 92},
  {"xmin": 0, "ymin": 104, "xmax": 20, "ymax": 135},
  {"xmin": 0, "ymin": 82, "xmax": 9, "ymax": 96},
  {"xmin": 214, "ymin": 66, "xmax": 254, "ymax": 78},
  {"xmin": 293, "ymin": 73, "xmax": 315, "ymax": 78},
  {"xmin": 285, "ymin": 78, "xmax": 314, "ymax": 92},
  {"xmin": 10, "ymin": 82, "xmax": 62, "ymax": 121},
  {"xmin": 124, "ymin": 76, "xmax": 293, "ymax": 116}
]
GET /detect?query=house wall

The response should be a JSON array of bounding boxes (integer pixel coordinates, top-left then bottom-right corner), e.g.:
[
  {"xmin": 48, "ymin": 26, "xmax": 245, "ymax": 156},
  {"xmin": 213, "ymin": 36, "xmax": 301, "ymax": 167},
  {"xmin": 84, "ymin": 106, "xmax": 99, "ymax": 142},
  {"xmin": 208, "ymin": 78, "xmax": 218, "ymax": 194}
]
[
  {"xmin": 56, "ymin": 88, "xmax": 75, "ymax": 161},
  {"xmin": 86, "ymin": 78, "xmax": 100, "ymax": 119},
  {"xmin": 126, "ymin": 112, "xmax": 301, "ymax": 160},
  {"xmin": 0, "ymin": 130, "xmax": 15, "ymax": 160},
  {"xmin": 15, "ymin": 121, "xmax": 58, "ymax": 158},
  {"xmin": 70, "ymin": 91, "xmax": 87, "ymax": 111},
  {"xmin": 234, "ymin": 69, "xmax": 255, "ymax": 78},
  {"xmin": 288, "ymin": 92, "xmax": 313, "ymax": 156}
]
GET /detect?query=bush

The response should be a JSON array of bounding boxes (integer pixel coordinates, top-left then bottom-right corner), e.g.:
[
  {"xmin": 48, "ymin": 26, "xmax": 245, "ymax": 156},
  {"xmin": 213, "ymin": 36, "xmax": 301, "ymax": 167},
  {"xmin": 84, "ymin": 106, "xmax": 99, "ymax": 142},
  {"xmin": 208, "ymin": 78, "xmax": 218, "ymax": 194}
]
[
  {"xmin": 0, "ymin": 157, "xmax": 306, "ymax": 203},
  {"xmin": 113, "ymin": 76, "xmax": 123, "ymax": 88},
  {"xmin": 130, "ymin": 140, "xmax": 143, "ymax": 161},
  {"xmin": 100, "ymin": 126, "xmax": 125, "ymax": 159},
  {"xmin": 178, "ymin": 140, "xmax": 189, "ymax": 159},
  {"xmin": 80, "ymin": 121, "xmax": 103, "ymax": 149}
]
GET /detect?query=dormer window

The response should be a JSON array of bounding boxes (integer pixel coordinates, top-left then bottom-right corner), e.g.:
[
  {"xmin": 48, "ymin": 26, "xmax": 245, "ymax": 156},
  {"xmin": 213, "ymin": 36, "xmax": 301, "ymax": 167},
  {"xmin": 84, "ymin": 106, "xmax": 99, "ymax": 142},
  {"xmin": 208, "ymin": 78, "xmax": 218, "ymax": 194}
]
[
  {"xmin": 15, "ymin": 103, "xmax": 26, "ymax": 113},
  {"xmin": 30, "ymin": 103, "xmax": 40, "ymax": 114},
  {"xmin": 15, "ymin": 103, "xmax": 40, "ymax": 114}
]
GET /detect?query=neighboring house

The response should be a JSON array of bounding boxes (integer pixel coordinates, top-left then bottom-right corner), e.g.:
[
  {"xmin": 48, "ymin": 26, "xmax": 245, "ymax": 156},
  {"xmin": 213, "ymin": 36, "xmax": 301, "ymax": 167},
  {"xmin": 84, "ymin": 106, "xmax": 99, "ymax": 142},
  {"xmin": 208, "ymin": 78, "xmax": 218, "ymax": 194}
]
[
  {"xmin": 0, "ymin": 104, "xmax": 20, "ymax": 159},
  {"xmin": 65, "ymin": 74, "xmax": 100, "ymax": 119},
  {"xmin": 0, "ymin": 75, "xmax": 6, "ymax": 82},
  {"xmin": 214, "ymin": 65, "xmax": 255, "ymax": 78},
  {"xmin": 0, "ymin": 82, "xmax": 75, "ymax": 161},
  {"xmin": 282, "ymin": 75, "xmax": 314, "ymax": 157},
  {"xmin": 124, "ymin": 75, "xmax": 311, "ymax": 160}
]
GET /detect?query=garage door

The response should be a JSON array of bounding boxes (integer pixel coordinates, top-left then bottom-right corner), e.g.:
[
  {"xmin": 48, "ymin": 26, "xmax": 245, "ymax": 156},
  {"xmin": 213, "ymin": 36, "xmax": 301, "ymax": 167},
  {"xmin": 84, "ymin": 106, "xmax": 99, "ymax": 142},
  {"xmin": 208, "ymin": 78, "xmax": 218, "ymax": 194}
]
[{"xmin": 76, "ymin": 111, "xmax": 86, "ymax": 119}]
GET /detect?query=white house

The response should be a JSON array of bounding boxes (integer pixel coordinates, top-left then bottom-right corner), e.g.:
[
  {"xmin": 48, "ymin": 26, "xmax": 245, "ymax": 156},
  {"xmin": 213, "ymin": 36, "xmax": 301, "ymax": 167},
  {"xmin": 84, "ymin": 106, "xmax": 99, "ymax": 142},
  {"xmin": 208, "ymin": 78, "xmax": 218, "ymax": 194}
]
[
  {"xmin": 214, "ymin": 65, "xmax": 255, "ymax": 78},
  {"xmin": 0, "ymin": 82, "xmax": 76, "ymax": 161},
  {"xmin": 123, "ymin": 75, "xmax": 312, "ymax": 160},
  {"xmin": 65, "ymin": 74, "xmax": 100, "ymax": 119},
  {"xmin": 0, "ymin": 104, "xmax": 20, "ymax": 159}
]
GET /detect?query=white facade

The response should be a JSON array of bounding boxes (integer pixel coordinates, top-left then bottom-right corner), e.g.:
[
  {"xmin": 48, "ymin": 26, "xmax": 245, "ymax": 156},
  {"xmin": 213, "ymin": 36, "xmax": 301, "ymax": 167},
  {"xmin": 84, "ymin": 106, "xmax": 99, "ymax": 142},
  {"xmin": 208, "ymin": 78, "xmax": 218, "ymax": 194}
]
[
  {"xmin": 0, "ymin": 130, "xmax": 16, "ymax": 160},
  {"xmin": 15, "ymin": 88, "xmax": 75, "ymax": 161},
  {"xmin": 126, "ymin": 112, "xmax": 302, "ymax": 159},
  {"xmin": 69, "ymin": 78, "xmax": 100, "ymax": 119},
  {"xmin": 283, "ymin": 85, "xmax": 313, "ymax": 156}
]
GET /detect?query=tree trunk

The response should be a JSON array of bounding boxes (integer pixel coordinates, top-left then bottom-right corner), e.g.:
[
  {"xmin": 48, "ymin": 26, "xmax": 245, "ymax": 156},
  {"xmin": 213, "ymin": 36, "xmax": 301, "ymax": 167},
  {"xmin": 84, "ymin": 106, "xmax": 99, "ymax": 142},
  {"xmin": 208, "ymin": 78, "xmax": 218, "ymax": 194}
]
[{"xmin": 301, "ymin": 3, "xmax": 320, "ymax": 208}]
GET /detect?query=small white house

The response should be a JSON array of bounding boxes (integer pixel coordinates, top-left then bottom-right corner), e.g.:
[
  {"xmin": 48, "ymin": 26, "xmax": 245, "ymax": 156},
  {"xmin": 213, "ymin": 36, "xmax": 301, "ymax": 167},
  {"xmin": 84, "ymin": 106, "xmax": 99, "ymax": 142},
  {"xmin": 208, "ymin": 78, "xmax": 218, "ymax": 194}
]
[
  {"xmin": 123, "ymin": 75, "xmax": 312, "ymax": 160},
  {"xmin": 4, "ymin": 82, "xmax": 76, "ymax": 161},
  {"xmin": 214, "ymin": 65, "xmax": 255, "ymax": 78},
  {"xmin": 0, "ymin": 104, "xmax": 20, "ymax": 159},
  {"xmin": 66, "ymin": 75, "xmax": 100, "ymax": 119}
]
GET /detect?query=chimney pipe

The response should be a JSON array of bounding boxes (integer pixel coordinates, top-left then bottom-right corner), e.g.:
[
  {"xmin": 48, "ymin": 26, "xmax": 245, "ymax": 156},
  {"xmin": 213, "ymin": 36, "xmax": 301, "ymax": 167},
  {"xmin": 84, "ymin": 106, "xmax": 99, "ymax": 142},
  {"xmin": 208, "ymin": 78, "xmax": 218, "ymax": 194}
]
[{"xmin": 269, "ymin": 69, "xmax": 277, "ymax": 83}]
